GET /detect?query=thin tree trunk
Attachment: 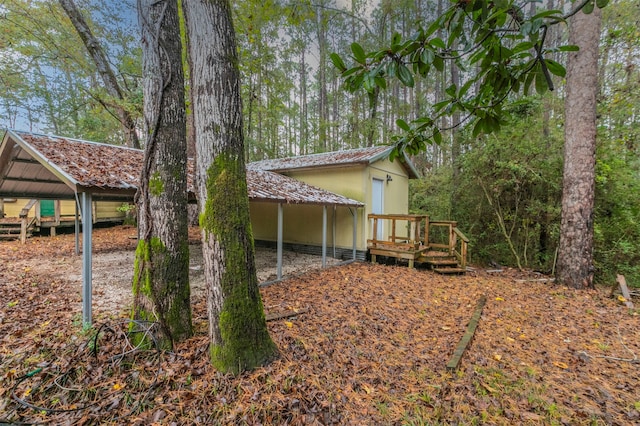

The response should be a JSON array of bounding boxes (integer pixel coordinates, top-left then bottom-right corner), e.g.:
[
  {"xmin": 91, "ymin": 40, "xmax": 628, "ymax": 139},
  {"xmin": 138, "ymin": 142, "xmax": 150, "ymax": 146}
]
[
  {"xmin": 133, "ymin": 0, "xmax": 191, "ymax": 348},
  {"xmin": 59, "ymin": 0, "xmax": 141, "ymax": 148},
  {"xmin": 300, "ymin": 49, "xmax": 308, "ymax": 154},
  {"xmin": 182, "ymin": 0, "xmax": 278, "ymax": 374},
  {"xmin": 556, "ymin": 7, "xmax": 602, "ymax": 289},
  {"xmin": 317, "ymin": 4, "xmax": 329, "ymax": 151}
]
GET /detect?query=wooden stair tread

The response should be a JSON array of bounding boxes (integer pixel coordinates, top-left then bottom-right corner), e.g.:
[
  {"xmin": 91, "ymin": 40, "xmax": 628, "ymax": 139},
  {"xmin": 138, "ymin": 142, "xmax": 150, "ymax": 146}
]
[
  {"xmin": 434, "ymin": 267, "xmax": 467, "ymax": 275},
  {"xmin": 424, "ymin": 258, "xmax": 458, "ymax": 265}
]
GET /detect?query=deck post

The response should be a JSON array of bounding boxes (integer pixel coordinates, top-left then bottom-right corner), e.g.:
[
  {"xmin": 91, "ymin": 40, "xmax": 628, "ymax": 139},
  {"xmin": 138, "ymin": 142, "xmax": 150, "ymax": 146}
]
[
  {"xmin": 20, "ymin": 217, "xmax": 27, "ymax": 244},
  {"xmin": 322, "ymin": 205, "xmax": 327, "ymax": 267},
  {"xmin": 352, "ymin": 208, "xmax": 357, "ymax": 260},
  {"xmin": 277, "ymin": 203, "xmax": 283, "ymax": 280},
  {"xmin": 81, "ymin": 192, "xmax": 93, "ymax": 327}
]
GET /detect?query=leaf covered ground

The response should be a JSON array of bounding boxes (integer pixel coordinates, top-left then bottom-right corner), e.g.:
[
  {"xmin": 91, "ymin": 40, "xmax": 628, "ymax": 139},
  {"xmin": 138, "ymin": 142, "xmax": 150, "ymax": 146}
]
[{"xmin": 1, "ymin": 226, "xmax": 639, "ymax": 425}]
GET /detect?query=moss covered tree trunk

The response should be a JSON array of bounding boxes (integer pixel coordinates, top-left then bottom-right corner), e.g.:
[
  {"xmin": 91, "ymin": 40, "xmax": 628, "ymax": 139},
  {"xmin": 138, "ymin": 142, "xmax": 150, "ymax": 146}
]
[
  {"xmin": 182, "ymin": 0, "xmax": 278, "ymax": 374},
  {"xmin": 132, "ymin": 0, "xmax": 192, "ymax": 348}
]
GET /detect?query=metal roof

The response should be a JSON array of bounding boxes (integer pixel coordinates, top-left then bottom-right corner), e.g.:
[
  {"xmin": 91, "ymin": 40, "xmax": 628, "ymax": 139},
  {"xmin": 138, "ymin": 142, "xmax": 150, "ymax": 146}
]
[
  {"xmin": 249, "ymin": 145, "xmax": 420, "ymax": 179},
  {"xmin": 0, "ymin": 130, "xmax": 363, "ymax": 206}
]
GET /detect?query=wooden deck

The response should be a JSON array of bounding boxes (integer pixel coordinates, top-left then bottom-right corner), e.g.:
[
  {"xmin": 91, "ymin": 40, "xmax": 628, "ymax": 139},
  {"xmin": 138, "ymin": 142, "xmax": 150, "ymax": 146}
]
[{"xmin": 367, "ymin": 214, "xmax": 469, "ymax": 274}]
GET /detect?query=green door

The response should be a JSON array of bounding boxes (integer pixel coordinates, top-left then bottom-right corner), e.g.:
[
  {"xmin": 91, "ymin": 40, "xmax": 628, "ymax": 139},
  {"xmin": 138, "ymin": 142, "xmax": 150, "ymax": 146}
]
[{"xmin": 40, "ymin": 200, "xmax": 55, "ymax": 217}]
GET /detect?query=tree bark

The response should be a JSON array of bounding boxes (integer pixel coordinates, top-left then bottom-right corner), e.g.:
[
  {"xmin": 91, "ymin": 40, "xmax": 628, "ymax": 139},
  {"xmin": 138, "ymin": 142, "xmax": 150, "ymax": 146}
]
[
  {"xmin": 58, "ymin": 0, "xmax": 141, "ymax": 149},
  {"xmin": 182, "ymin": 0, "xmax": 278, "ymax": 374},
  {"xmin": 556, "ymin": 7, "xmax": 602, "ymax": 289},
  {"xmin": 132, "ymin": 0, "xmax": 192, "ymax": 348},
  {"xmin": 317, "ymin": 4, "xmax": 329, "ymax": 151}
]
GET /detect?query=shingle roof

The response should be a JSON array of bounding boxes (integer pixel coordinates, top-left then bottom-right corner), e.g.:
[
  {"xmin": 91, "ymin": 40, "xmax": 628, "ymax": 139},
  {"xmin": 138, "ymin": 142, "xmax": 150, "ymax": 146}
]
[
  {"xmin": 0, "ymin": 130, "xmax": 363, "ymax": 206},
  {"xmin": 247, "ymin": 168, "xmax": 362, "ymax": 206},
  {"xmin": 249, "ymin": 145, "xmax": 420, "ymax": 178},
  {"xmin": 19, "ymin": 132, "xmax": 147, "ymax": 191}
]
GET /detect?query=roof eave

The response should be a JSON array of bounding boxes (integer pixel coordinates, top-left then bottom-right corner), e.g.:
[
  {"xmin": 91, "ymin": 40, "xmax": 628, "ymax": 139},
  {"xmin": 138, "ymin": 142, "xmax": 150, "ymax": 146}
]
[
  {"xmin": 368, "ymin": 146, "xmax": 420, "ymax": 179},
  {"xmin": 5, "ymin": 130, "xmax": 81, "ymax": 193}
]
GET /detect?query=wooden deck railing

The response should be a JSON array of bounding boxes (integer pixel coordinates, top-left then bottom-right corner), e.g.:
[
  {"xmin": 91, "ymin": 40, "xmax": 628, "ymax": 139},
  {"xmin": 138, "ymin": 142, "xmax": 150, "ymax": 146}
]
[
  {"xmin": 19, "ymin": 199, "xmax": 38, "ymax": 244},
  {"xmin": 367, "ymin": 214, "xmax": 469, "ymax": 268},
  {"xmin": 367, "ymin": 214, "xmax": 428, "ymax": 250}
]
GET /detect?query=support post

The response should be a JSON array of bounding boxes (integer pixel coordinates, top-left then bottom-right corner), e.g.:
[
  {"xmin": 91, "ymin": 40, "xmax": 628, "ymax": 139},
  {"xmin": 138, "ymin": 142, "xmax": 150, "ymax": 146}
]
[
  {"xmin": 333, "ymin": 205, "xmax": 336, "ymax": 258},
  {"xmin": 352, "ymin": 208, "xmax": 357, "ymax": 261},
  {"xmin": 277, "ymin": 203, "xmax": 283, "ymax": 280},
  {"xmin": 322, "ymin": 205, "xmax": 327, "ymax": 267},
  {"xmin": 20, "ymin": 217, "xmax": 27, "ymax": 244},
  {"xmin": 81, "ymin": 192, "xmax": 93, "ymax": 327},
  {"xmin": 74, "ymin": 195, "xmax": 80, "ymax": 256}
]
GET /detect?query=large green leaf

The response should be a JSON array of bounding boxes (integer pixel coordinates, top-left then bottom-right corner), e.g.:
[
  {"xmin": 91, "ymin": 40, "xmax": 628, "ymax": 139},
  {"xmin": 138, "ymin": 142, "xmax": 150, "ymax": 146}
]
[
  {"xmin": 445, "ymin": 84, "xmax": 457, "ymax": 97},
  {"xmin": 433, "ymin": 56, "xmax": 444, "ymax": 72},
  {"xmin": 512, "ymin": 41, "xmax": 534, "ymax": 55},
  {"xmin": 420, "ymin": 48, "xmax": 434, "ymax": 66},
  {"xmin": 556, "ymin": 45, "xmax": 579, "ymax": 52},
  {"xmin": 430, "ymin": 37, "xmax": 446, "ymax": 50},
  {"xmin": 396, "ymin": 119, "xmax": 411, "ymax": 132},
  {"xmin": 583, "ymin": 0, "xmax": 595, "ymax": 14},
  {"xmin": 397, "ymin": 63, "xmax": 415, "ymax": 87},
  {"xmin": 351, "ymin": 42, "xmax": 366, "ymax": 65},
  {"xmin": 330, "ymin": 53, "xmax": 346, "ymax": 72},
  {"xmin": 531, "ymin": 9, "xmax": 564, "ymax": 20},
  {"xmin": 544, "ymin": 59, "xmax": 566, "ymax": 78},
  {"xmin": 535, "ymin": 66, "xmax": 548, "ymax": 94},
  {"xmin": 432, "ymin": 127, "xmax": 442, "ymax": 145}
]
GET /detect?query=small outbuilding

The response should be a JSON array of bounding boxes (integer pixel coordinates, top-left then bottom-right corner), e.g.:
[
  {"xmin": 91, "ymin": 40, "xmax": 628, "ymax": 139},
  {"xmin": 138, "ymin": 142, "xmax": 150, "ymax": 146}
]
[
  {"xmin": 249, "ymin": 146, "xmax": 420, "ymax": 259},
  {"xmin": 0, "ymin": 129, "xmax": 375, "ymax": 324}
]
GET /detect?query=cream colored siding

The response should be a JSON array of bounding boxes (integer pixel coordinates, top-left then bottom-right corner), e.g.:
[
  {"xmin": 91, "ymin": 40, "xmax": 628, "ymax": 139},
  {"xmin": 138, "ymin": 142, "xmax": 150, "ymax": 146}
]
[
  {"xmin": 2, "ymin": 199, "xmax": 22, "ymax": 217},
  {"xmin": 60, "ymin": 200, "xmax": 77, "ymax": 216},
  {"xmin": 249, "ymin": 202, "xmax": 278, "ymax": 241},
  {"xmin": 95, "ymin": 201, "xmax": 125, "ymax": 221},
  {"xmin": 251, "ymin": 157, "xmax": 411, "ymax": 251},
  {"xmin": 250, "ymin": 201, "xmax": 361, "ymax": 250},
  {"xmin": 284, "ymin": 166, "xmax": 367, "ymax": 203},
  {"xmin": 1, "ymin": 198, "xmax": 125, "ymax": 222}
]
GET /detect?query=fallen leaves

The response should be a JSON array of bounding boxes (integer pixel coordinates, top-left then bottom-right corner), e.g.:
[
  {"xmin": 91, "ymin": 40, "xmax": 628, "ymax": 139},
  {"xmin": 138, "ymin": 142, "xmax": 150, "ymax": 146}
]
[{"xmin": 0, "ymin": 226, "xmax": 639, "ymax": 424}]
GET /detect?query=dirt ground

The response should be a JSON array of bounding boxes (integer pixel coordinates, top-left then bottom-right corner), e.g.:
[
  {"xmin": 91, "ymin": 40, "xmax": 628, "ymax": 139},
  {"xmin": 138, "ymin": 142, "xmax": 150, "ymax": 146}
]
[
  {"xmin": 1, "ymin": 226, "xmax": 639, "ymax": 425},
  {"xmin": 1, "ymin": 225, "xmax": 339, "ymax": 316}
]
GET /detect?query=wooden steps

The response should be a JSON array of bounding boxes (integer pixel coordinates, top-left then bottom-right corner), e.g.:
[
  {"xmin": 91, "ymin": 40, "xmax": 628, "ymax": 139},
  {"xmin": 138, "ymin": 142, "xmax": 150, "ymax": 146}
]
[
  {"xmin": 0, "ymin": 218, "xmax": 35, "ymax": 240},
  {"xmin": 366, "ymin": 214, "xmax": 469, "ymax": 275},
  {"xmin": 433, "ymin": 267, "xmax": 467, "ymax": 275},
  {"xmin": 0, "ymin": 223, "xmax": 25, "ymax": 239},
  {"xmin": 421, "ymin": 255, "xmax": 466, "ymax": 275}
]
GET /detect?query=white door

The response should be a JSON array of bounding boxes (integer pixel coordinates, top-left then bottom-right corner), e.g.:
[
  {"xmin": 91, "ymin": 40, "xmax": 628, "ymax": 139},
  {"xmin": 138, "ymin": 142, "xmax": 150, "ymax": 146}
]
[{"xmin": 372, "ymin": 178, "xmax": 384, "ymax": 240}]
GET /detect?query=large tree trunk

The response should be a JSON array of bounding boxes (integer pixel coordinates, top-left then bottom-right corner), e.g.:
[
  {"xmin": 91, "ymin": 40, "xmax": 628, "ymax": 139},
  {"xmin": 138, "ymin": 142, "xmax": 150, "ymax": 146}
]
[
  {"xmin": 182, "ymin": 0, "xmax": 278, "ymax": 374},
  {"xmin": 556, "ymin": 7, "xmax": 602, "ymax": 289},
  {"xmin": 132, "ymin": 0, "xmax": 192, "ymax": 348},
  {"xmin": 58, "ymin": 0, "xmax": 141, "ymax": 149}
]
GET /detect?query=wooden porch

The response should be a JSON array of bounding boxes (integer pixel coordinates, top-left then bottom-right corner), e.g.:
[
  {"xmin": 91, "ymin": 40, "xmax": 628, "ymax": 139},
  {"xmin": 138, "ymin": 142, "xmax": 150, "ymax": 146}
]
[
  {"xmin": 367, "ymin": 214, "xmax": 469, "ymax": 274},
  {"xmin": 0, "ymin": 199, "xmax": 125, "ymax": 242}
]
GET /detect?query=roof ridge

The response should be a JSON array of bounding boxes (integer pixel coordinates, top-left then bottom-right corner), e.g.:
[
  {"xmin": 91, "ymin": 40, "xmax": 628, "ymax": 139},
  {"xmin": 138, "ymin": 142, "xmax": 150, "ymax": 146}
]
[
  {"xmin": 11, "ymin": 129, "xmax": 143, "ymax": 153},
  {"xmin": 250, "ymin": 145, "xmax": 391, "ymax": 163}
]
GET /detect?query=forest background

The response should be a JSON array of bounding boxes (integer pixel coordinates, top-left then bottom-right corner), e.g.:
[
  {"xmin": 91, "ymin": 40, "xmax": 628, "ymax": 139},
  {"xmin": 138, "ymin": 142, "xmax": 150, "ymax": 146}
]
[{"xmin": 0, "ymin": 0, "xmax": 638, "ymax": 286}]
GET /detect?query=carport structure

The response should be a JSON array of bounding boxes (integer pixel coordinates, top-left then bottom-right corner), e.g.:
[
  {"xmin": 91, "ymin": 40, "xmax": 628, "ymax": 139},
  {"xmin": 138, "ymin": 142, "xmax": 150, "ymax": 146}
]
[{"xmin": 0, "ymin": 129, "xmax": 364, "ymax": 325}]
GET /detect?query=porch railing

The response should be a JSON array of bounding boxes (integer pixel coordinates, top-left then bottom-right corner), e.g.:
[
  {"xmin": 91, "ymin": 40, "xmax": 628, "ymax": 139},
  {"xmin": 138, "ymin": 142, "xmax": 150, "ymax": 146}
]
[{"xmin": 367, "ymin": 214, "xmax": 469, "ymax": 268}]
